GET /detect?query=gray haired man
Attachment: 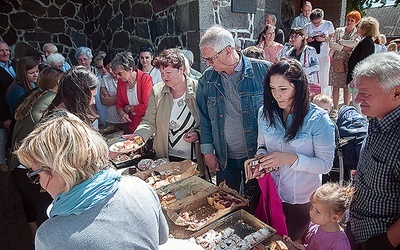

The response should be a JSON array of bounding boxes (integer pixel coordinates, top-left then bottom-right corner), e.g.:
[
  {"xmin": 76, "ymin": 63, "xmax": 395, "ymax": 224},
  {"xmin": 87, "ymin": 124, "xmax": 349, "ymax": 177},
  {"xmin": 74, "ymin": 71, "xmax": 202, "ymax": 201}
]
[{"xmin": 347, "ymin": 52, "xmax": 400, "ymax": 250}]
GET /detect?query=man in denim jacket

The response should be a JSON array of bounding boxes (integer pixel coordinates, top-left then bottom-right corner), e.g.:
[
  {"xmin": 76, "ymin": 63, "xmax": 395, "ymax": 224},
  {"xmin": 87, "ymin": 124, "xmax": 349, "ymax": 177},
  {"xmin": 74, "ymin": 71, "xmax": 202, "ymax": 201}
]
[{"xmin": 197, "ymin": 26, "xmax": 271, "ymax": 193}]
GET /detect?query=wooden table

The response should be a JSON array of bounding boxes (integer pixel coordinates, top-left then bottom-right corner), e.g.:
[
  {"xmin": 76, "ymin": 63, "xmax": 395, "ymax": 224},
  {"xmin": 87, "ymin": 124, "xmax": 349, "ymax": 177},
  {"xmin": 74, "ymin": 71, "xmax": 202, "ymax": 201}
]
[{"xmin": 163, "ymin": 210, "xmax": 297, "ymax": 249}]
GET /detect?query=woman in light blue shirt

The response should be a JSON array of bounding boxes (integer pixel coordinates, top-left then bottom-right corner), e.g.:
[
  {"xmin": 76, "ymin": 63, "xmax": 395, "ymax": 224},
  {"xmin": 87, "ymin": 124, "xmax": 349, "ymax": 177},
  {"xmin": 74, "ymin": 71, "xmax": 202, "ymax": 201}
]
[{"xmin": 256, "ymin": 58, "xmax": 335, "ymax": 241}]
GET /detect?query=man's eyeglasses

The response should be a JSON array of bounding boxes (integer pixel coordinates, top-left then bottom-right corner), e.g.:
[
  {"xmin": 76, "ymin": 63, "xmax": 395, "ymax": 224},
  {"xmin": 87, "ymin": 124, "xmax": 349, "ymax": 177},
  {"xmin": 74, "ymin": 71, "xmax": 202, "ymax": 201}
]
[
  {"xmin": 26, "ymin": 168, "xmax": 45, "ymax": 184},
  {"xmin": 312, "ymin": 19, "xmax": 322, "ymax": 26},
  {"xmin": 77, "ymin": 58, "xmax": 90, "ymax": 63},
  {"xmin": 202, "ymin": 47, "xmax": 226, "ymax": 64}
]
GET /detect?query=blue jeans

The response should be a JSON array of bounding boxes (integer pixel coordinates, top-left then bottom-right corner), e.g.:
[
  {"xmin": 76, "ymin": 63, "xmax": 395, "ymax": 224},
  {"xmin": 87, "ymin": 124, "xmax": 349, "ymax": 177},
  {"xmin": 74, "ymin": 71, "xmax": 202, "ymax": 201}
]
[
  {"xmin": 0, "ymin": 128, "xmax": 7, "ymax": 164},
  {"xmin": 216, "ymin": 157, "xmax": 247, "ymax": 193}
]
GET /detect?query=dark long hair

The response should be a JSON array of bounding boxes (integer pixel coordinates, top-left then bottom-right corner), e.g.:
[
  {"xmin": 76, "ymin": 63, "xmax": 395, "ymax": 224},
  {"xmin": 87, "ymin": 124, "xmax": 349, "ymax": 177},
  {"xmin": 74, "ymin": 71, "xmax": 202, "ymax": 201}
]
[
  {"xmin": 14, "ymin": 56, "xmax": 39, "ymax": 92},
  {"xmin": 48, "ymin": 66, "xmax": 98, "ymax": 125},
  {"xmin": 263, "ymin": 58, "xmax": 310, "ymax": 141},
  {"xmin": 14, "ymin": 67, "xmax": 63, "ymax": 121}
]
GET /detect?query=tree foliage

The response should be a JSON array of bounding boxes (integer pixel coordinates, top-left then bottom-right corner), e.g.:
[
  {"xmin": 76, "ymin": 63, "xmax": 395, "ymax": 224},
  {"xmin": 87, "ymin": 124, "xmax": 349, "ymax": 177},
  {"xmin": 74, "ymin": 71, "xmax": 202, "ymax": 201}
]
[{"xmin": 347, "ymin": 0, "xmax": 399, "ymax": 14}]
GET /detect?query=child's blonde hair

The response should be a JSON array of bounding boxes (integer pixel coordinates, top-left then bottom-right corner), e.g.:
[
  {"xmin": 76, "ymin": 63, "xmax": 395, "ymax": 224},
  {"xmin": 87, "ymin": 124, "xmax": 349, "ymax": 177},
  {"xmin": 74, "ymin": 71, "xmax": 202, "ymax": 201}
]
[
  {"xmin": 387, "ymin": 43, "xmax": 398, "ymax": 52},
  {"xmin": 310, "ymin": 182, "xmax": 355, "ymax": 216},
  {"xmin": 312, "ymin": 93, "xmax": 333, "ymax": 108}
]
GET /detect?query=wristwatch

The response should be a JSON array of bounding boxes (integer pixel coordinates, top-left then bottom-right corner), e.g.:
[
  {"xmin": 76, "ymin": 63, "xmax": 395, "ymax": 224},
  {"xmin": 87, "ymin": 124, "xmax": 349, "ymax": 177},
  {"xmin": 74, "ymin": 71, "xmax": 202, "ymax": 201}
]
[{"xmin": 127, "ymin": 106, "xmax": 131, "ymax": 112}]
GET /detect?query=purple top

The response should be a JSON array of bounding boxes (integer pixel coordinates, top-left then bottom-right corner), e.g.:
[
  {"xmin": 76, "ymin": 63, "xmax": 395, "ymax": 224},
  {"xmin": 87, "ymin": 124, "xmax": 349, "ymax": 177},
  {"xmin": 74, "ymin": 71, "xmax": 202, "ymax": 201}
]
[{"xmin": 304, "ymin": 223, "xmax": 351, "ymax": 250}]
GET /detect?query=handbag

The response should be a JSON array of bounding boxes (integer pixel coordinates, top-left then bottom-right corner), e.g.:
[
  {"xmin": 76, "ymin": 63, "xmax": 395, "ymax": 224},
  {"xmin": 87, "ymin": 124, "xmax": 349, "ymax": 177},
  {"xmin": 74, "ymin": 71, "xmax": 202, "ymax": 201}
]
[
  {"xmin": 333, "ymin": 58, "xmax": 346, "ymax": 73},
  {"xmin": 308, "ymin": 40, "xmax": 322, "ymax": 54},
  {"xmin": 191, "ymin": 140, "xmax": 212, "ymax": 182},
  {"xmin": 303, "ymin": 51, "xmax": 321, "ymax": 99}
]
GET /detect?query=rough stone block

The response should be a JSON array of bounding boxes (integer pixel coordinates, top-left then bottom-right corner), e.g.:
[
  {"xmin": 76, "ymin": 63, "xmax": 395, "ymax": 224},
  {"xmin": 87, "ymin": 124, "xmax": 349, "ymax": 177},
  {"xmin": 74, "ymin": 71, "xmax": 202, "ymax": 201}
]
[
  {"xmin": 38, "ymin": 0, "xmax": 50, "ymax": 5},
  {"xmin": 131, "ymin": 3, "xmax": 152, "ymax": 18},
  {"xmin": 24, "ymin": 31, "xmax": 52, "ymax": 42},
  {"xmin": 67, "ymin": 19, "xmax": 84, "ymax": 31},
  {"xmin": 10, "ymin": 12, "xmax": 36, "ymax": 30},
  {"xmin": 22, "ymin": 0, "xmax": 46, "ymax": 17},
  {"xmin": 85, "ymin": 21, "xmax": 96, "ymax": 35},
  {"xmin": 176, "ymin": 1, "xmax": 199, "ymax": 31},
  {"xmin": 86, "ymin": 5, "xmax": 94, "ymax": 20},
  {"xmin": 112, "ymin": 31, "xmax": 130, "ymax": 49},
  {"xmin": 123, "ymin": 18, "xmax": 135, "ymax": 34},
  {"xmin": 105, "ymin": 28, "xmax": 112, "ymax": 44},
  {"xmin": 47, "ymin": 5, "xmax": 60, "ymax": 17},
  {"xmin": 91, "ymin": 32, "xmax": 103, "ymax": 49},
  {"xmin": 59, "ymin": 34, "xmax": 73, "ymax": 46},
  {"xmin": 38, "ymin": 18, "xmax": 65, "ymax": 33},
  {"xmin": 55, "ymin": 0, "xmax": 65, "ymax": 6},
  {"xmin": 76, "ymin": 4, "xmax": 85, "ymax": 20},
  {"xmin": 149, "ymin": 18, "xmax": 168, "ymax": 41},
  {"xmin": 0, "ymin": 14, "xmax": 8, "ymax": 29},
  {"xmin": 220, "ymin": 7, "xmax": 249, "ymax": 30},
  {"xmin": 158, "ymin": 36, "xmax": 181, "ymax": 52},
  {"xmin": 71, "ymin": 31, "xmax": 86, "ymax": 47},
  {"xmin": 120, "ymin": 0, "xmax": 131, "ymax": 18},
  {"xmin": 109, "ymin": 14, "xmax": 123, "ymax": 33},
  {"xmin": 14, "ymin": 42, "xmax": 34, "ymax": 59},
  {"xmin": 2, "ymin": 27, "xmax": 17, "ymax": 45},
  {"xmin": 61, "ymin": 2, "xmax": 76, "ymax": 18},
  {"xmin": 99, "ymin": 3, "xmax": 113, "ymax": 32},
  {"xmin": 0, "ymin": 1, "xmax": 14, "ymax": 14},
  {"xmin": 153, "ymin": 0, "xmax": 177, "ymax": 13}
]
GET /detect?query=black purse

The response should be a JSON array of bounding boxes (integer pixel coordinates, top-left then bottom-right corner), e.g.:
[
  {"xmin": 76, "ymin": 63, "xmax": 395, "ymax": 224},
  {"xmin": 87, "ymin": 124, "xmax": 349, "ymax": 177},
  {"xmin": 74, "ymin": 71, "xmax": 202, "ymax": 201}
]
[{"xmin": 308, "ymin": 40, "xmax": 322, "ymax": 54}]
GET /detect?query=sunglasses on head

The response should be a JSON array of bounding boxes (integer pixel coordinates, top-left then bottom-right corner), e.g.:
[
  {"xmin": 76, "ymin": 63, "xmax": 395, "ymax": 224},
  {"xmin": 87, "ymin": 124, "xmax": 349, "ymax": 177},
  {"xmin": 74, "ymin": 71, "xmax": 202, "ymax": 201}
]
[{"xmin": 140, "ymin": 45, "xmax": 153, "ymax": 53}]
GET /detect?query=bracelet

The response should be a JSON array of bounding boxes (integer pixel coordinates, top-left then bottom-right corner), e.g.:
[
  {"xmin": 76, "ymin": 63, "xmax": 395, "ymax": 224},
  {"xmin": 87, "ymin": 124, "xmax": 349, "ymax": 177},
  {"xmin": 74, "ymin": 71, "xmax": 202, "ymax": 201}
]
[
  {"xmin": 258, "ymin": 146, "xmax": 267, "ymax": 151},
  {"xmin": 127, "ymin": 106, "xmax": 131, "ymax": 111}
]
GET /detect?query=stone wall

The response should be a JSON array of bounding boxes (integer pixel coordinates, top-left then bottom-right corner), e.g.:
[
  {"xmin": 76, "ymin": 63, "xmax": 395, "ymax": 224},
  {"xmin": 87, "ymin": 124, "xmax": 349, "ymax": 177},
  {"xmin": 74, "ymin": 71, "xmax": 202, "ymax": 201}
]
[
  {"xmin": 1, "ymin": 0, "xmax": 86, "ymax": 63},
  {"xmin": 1, "ymin": 0, "xmax": 341, "ymax": 71}
]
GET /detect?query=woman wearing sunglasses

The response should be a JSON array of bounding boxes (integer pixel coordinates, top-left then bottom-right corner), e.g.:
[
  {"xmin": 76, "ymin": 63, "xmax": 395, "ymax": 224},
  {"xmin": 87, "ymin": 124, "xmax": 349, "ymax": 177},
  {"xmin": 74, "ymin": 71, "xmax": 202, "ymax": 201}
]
[
  {"xmin": 16, "ymin": 111, "xmax": 168, "ymax": 249},
  {"xmin": 277, "ymin": 27, "xmax": 319, "ymax": 85}
]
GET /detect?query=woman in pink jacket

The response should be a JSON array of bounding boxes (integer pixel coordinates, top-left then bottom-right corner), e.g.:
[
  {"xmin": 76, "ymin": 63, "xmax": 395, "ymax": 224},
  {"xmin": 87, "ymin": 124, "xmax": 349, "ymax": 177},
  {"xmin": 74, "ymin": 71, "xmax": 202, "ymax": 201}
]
[{"xmin": 111, "ymin": 51, "xmax": 153, "ymax": 133}]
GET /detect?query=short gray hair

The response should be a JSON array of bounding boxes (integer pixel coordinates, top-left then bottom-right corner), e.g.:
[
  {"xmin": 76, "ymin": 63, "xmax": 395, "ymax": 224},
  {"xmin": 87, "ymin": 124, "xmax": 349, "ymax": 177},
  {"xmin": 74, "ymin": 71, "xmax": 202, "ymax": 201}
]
[
  {"xmin": 199, "ymin": 26, "xmax": 235, "ymax": 52},
  {"xmin": 43, "ymin": 43, "xmax": 58, "ymax": 53},
  {"xmin": 75, "ymin": 46, "xmax": 93, "ymax": 59},
  {"xmin": 353, "ymin": 52, "xmax": 400, "ymax": 92},
  {"xmin": 111, "ymin": 51, "xmax": 136, "ymax": 71},
  {"xmin": 180, "ymin": 49, "xmax": 194, "ymax": 66},
  {"xmin": 266, "ymin": 13, "xmax": 277, "ymax": 23},
  {"xmin": 47, "ymin": 53, "xmax": 65, "ymax": 65}
]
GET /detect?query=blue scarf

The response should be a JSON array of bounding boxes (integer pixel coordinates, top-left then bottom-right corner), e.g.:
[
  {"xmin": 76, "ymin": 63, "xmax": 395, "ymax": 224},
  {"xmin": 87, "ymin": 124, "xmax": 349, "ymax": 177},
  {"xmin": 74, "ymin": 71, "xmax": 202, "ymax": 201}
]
[{"xmin": 49, "ymin": 168, "xmax": 121, "ymax": 218}]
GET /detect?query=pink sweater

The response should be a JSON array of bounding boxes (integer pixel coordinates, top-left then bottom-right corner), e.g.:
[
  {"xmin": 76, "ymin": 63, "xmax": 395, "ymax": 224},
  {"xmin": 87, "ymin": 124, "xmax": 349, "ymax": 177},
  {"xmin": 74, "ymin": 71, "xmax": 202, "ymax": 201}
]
[{"xmin": 254, "ymin": 173, "xmax": 288, "ymax": 236}]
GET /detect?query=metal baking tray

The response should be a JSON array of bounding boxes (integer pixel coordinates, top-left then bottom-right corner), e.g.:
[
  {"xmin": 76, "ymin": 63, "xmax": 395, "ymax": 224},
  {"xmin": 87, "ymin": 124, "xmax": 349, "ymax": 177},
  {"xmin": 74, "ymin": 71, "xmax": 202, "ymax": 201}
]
[
  {"xmin": 192, "ymin": 209, "xmax": 276, "ymax": 246},
  {"xmin": 156, "ymin": 176, "xmax": 215, "ymax": 207}
]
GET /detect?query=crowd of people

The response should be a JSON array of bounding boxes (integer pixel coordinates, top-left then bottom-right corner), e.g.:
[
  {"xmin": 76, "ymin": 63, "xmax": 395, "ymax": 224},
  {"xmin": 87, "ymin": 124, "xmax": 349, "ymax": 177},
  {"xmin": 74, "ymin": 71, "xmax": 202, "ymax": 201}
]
[{"xmin": 0, "ymin": 2, "xmax": 400, "ymax": 249}]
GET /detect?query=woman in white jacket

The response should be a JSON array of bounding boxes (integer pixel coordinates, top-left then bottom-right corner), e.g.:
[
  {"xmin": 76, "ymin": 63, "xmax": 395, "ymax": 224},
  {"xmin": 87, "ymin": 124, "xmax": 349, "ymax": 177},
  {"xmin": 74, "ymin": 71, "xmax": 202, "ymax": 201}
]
[{"xmin": 278, "ymin": 28, "xmax": 319, "ymax": 84}]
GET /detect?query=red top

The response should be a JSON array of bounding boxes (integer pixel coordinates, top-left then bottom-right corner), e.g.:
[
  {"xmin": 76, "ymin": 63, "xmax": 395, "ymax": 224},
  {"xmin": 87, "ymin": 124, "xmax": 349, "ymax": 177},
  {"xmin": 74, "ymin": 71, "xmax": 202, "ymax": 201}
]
[{"xmin": 116, "ymin": 69, "xmax": 153, "ymax": 133}]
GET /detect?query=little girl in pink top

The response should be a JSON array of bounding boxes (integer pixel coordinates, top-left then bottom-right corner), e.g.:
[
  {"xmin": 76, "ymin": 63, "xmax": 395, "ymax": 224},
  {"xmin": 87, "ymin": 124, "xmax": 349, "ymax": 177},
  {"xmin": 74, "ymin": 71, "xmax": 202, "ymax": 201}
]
[{"xmin": 284, "ymin": 182, "xmax": 354, "ymax": 250}]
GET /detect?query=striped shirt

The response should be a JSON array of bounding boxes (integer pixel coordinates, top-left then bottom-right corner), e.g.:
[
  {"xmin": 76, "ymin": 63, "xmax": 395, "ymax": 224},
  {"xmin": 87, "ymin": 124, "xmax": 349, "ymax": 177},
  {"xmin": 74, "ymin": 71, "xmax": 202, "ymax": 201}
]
[{"xmin": 350, "ymin": 106, "xmax": 400, "ymax": 243}]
